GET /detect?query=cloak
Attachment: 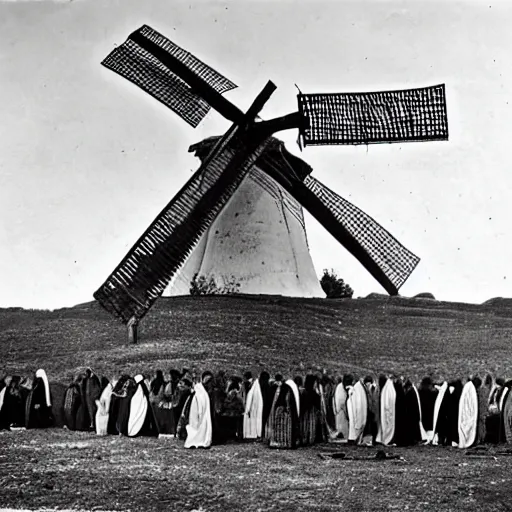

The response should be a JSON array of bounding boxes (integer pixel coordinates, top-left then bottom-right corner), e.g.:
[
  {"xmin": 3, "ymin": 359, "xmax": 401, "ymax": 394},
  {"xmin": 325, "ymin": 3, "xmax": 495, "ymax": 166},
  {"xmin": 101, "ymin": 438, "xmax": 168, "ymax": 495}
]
[
  {"xmin": 333, "ymin": 382, "xmax": 349, "ymax": 439},
  {"xmin": 185, "ymin": 383, "xmax": 212, "ymax": 448},
  {"xmin": 243, "ymin": 378, "xmax": 263, "ymax": 439},
  {"xmin": 458, "ymin": 381, "xmax": 478, "ymax": 449},
  {"xmin": 347, "ymin": 381, "xmax": 368, "ymax": 444},
  {"xmin": 376, "ymin": 378, "xmax": 396, "ymax": 446}
]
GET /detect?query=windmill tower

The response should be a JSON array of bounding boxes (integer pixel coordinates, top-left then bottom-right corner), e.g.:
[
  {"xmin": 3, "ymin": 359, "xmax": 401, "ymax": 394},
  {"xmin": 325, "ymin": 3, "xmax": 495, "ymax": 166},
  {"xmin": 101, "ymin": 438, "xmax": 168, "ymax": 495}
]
[
  {"xmin": 165, "ymin": 137, "xmax": 324, "ymax": 298},
  {"xmin": 94, "ymin": 25, "xmax": 448, "ymax": 341}
]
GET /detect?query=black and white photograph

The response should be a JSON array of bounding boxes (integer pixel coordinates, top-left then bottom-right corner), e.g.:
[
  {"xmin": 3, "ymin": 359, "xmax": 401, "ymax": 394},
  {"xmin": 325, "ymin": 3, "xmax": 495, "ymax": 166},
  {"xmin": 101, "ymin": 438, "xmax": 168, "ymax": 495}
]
[{"xmin": 1, "ymin": 0, "xmax": 512, "ymax": 510}]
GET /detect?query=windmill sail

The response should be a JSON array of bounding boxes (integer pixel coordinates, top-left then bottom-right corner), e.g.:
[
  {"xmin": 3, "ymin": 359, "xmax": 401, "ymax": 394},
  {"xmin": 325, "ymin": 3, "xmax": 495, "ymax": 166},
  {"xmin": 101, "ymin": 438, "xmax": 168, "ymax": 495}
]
[
  {"xmin": 94, "ymin": 128, "xmax": 270, "ymax": 324},
  {"xmin": 298, "ymin": 84, "xmax": 448, "ymax": 146},
  {"xmin": 102, "ymin": 25, "xmax": 237, "ymax": 127},
  {"xmin": 300, "ymin": 176, "xmax": 419, "ymax": 294}
]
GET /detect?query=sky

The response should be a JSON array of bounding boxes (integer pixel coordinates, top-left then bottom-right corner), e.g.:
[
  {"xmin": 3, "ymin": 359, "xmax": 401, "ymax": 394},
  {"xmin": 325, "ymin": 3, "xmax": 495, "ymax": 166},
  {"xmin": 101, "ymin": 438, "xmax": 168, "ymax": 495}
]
[{"xmin": 1, "ymin": 0, "xmax": 511, "ymax": 309}]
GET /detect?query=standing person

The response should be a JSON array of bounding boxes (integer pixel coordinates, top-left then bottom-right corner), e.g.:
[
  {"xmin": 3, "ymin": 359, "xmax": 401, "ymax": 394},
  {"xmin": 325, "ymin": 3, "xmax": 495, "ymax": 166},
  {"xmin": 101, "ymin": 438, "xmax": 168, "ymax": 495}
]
[
  {"xmin": 222, "ymin": 379, "xmax": 245, "ymax": 441},
  {"xmin": 300, "ymin": 374, "xmax": 321, "ymax": 446},
  {"xmin": 184, "ymin": 373, "xmax": 212, "ymax": 449},
  {"xmin": 25, "ymin": 369, "xmax": 53, "ymax": 429},
  {"xmin": 243, "ymin": 377, "xmax": 264, "ymax": 441},
  {"xmin": 458, "ymin": 378, "xmax": 479, "ymax": 449},
  {"xmin": 376, "ymin": 376, "xmax": 396, "ymax": 446},
  {"xmin": 401, "ymin": 379, "xmax": 422, "ymax": 446},
  {"xmin": 418, "ymin": 377, "xmax": 438, "ymax": 438},
  {"xmin": 363, "ymin": 376, "xmax": 379, "ymax": 445},
  {"xmin": 347, "ymin": 380, "xmax": 368, "ymax": 445},
  {"xmin": 267, "ymin": 376, "xmax": 299, "ymax": 449}
]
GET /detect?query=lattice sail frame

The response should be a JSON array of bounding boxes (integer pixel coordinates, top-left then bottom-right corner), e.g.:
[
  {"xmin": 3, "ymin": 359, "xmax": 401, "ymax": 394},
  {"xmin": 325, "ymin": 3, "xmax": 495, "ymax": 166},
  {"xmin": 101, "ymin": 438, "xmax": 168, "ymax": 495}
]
[
  {"xmin": 302, "ymin": 176, "xmax": 419, "ymax": 290},
  {"xmin": 102, "ymin": 25, "xmax": 237, "ymax": 127},
  {"xmin": 298, "ymin": 84, "xmax": 448, "ymax": 146}
]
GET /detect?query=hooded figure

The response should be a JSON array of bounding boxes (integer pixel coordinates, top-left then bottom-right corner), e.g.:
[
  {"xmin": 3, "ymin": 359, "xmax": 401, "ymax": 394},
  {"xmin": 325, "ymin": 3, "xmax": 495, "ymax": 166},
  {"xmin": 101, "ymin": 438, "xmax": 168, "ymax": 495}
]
[
  {"xmin": 25, "ymin": 369, "xmax": 53, "ymax": 429},
  {"xmin": 184, "ymin": 382, "xmax": 212, "ymax": 449},
  {"xmin": 347, "ymin": 380, "xmax": 368, "ymax": 444},
  {"xmin": 128, "ymin": 375, "xmax": 158, "ymax": 437},
  {"xmin": 95, "ymin": 381, "xmax": 113, "ymax": 436},
  {"xmin": 458, "ymin": 380, "xmax": 478, "ymax": 449},
  {"xmin": 333, "ymin": 380, "xmax": 349, "ymax": 440},
  {"xmin": 268, "ymin": 379, "xmax": 300, "ymax": 449},
  {"xmin": 376, "ymin": 377, "xmax": 396, "ymax": 446},
  {"xmin": 429, "ymin": 382, "xmax": 448, "ymax": 445},
  {"xmin": 109, "ymin": 375, "xmax": 137, "ymax": 436},
  {"xmin": 0, "ymin": 376, "xmax": 28, "ymax": 429},
  {"xmin": 85, "ymin": 369, "xmax": 103, "ymax": 431},
  {"xmin": 300, "ymin": 374, "xmax": 321, "ymax": 446},
  {"xmin": 243, "ymin": 378, "xmax": 264, "ymax": 440}
]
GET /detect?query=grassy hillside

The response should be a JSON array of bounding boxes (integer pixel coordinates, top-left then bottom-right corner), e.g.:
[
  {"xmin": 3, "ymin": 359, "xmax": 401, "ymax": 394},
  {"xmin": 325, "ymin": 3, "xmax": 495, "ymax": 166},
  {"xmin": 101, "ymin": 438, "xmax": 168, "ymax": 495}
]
[
  {"xmin": 2, "ymin": 294, "xmax": 512, "ymax": 383},
  {"xmin": 2, "ymin": 295, "xmax": 512, "ymax": 512}
]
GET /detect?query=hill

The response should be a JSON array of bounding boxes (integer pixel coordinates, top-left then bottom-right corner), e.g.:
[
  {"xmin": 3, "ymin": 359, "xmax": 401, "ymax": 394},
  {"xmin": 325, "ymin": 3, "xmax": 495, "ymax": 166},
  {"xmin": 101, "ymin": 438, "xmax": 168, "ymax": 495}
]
[{"xmin": 2, "ymin": 294, "xmax": 512, "ymax": 383}]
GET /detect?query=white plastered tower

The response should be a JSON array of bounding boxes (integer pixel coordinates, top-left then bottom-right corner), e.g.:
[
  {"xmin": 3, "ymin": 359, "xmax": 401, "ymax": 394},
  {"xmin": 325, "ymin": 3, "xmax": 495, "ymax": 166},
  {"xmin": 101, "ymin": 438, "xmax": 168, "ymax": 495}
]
[{"xmin": 164, "ymin": 155, "xmax": 324, "ymax": 298}]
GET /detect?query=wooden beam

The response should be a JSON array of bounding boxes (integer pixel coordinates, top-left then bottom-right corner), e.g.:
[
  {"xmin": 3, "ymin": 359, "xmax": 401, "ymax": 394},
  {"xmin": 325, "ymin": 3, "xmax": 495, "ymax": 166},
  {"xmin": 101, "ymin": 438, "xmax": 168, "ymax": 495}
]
[{"xmin": 130, "ymin": 31, "xmax": 244, "ymax": 124}]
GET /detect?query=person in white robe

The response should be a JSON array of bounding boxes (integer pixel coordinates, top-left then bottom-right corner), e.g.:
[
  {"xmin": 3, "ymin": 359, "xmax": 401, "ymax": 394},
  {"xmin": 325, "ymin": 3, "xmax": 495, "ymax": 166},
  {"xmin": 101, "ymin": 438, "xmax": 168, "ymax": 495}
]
[
  {"xmin": 458, "ymin": 380, "xmax": 478, "ymax": 449},
  {"xmin": 376, "ymin": 377, "xmax": 396, "ymax": 445},
  {"xmin": 184, "ymin": 381, "xmax": 212, "ymax": 449},
  {"xmin": 243, "ymin": 378, "xmax": 263, "ymax": 440},
  {"xmin": 95, "ymin": 381, "xmax": 113, "ymax": 436},
  {"xmin": 347, "ymin": 380, "xmax": 368, "ymax": 444},
  {"xmin": 333, "ymin": 381, "xmax": 349, "ymax": 439}
]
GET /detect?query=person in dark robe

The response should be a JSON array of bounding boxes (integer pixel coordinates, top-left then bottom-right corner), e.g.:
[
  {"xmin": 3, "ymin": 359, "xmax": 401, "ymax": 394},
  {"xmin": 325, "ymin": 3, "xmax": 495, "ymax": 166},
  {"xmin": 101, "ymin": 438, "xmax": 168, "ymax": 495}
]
[
  {"xmin": 265, "ymin": 374, "xmax": 283, "ymax": 442},
  {"xmin": 116, "ymin": 376, "xmax": 138, "ymax": 436},
  {"xmin": 85, "ymin": 369, "xmax": 103, "ymax": 431},
  {"xmin": 25, "ymin": 369, "xmax": 53, "ymax": 429},
  {"xmin": 268, "ymin": 377, "xmax": 300, "ymax": 449},
  {"xmin": 148, "ymin": 370, "xmax": 165, "ymax": 431},
  {"xmin": 0, "ymin": 376, "xmax": 28, "ymax": 429},
  {"xmin": 320, "ymin": 373, "xmax": 337, "ymax": 437},
  {"xmin": 401, "ymin": 379, "xmax": 422, "ymax": 446},
  {"xmin": 486, "ymin": 377, "xmax": 504, "ymax": 444},
  {"xmin": 75, "ymin": 373, "xmax": 91, "ymax": 431},
  {"xmin": 176, "ymin": 380, "xmax": 194, "ymax": 440},
  {"xmin": 300, "ymin": 374, "xmax": 321, "ymax": 446},
  {"xmin": 150, "ymin": 370, "xmax": 166, "ymax": 397},
  {"xmin": 49, "ymin": 381, "xmax": 67, "ymax": 428},
  {"xmin": 363, "ymin": 375, "xmax": 380, "ymax": 445},
  {"xmin": 472, "ymin": 376, "xmax": 489, "ymax": 445},
  {"xmin": 200, "ymin": 371, "xmax": 225, "ymax": 444},
  {"xmin": 392, "ymin": 378, "xmax": 408, "ymax": 446},
  {"xmin": 63, "ymin": 377, "xmax": 81, "ymax": 431},
  {"xmin": 259, "ymin": 371, "xmax": 273, "ymax": 438},
  {"xmin": 434, "ymin": 381, "xmax": 451, "ymax": 446},
  {"xmin": 221, "ymin": 378, "xmax": 245, "ymax": 441},
  {"xmin": 444, "ymin": 379, "xmax": 462, "ymax": 446},
  {"xmin": 418, "ymin": 377, "xmax": 438, "ymax": 434},
  {"xmin": 107, "ymin": 375, "xmax": 135, "ymax": 435}
]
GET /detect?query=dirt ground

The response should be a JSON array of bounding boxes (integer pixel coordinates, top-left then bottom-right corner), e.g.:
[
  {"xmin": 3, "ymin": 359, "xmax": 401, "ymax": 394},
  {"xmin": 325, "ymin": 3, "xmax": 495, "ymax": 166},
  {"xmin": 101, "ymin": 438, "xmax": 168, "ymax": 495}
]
[{"xmin": 2, "ymin": 295, "xmax": 512, "ymax": 510}]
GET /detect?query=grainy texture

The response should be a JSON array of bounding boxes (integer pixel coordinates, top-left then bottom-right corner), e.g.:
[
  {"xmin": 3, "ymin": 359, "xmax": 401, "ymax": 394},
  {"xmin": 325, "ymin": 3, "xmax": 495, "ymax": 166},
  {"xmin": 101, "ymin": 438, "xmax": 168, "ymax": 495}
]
[{"xmin": 1, "ymin": 295, "xmax": 512, "ymax": 511}]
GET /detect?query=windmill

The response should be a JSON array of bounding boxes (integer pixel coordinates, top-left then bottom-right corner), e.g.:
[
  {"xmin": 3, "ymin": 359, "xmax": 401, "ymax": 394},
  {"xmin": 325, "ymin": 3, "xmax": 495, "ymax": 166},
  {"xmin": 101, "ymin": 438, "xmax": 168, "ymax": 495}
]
[{"xmin": 94, "ymin": 25, "xmax": 448, "ymax": 342}]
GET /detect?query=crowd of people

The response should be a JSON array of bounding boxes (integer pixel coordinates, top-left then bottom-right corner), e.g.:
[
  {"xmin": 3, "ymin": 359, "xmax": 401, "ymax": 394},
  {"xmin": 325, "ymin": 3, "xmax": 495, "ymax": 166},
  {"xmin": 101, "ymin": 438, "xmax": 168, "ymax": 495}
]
[{"xmin": 1, "ymin": 367, "xmax": 512, "ymax": 450}]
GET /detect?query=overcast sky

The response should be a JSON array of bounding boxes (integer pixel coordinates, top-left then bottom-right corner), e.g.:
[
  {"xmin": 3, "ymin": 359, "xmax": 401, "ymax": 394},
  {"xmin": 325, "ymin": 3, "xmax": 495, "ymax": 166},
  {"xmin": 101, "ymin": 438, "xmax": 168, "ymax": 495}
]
[{"xmin": 1, "ymin": 0, "xmax": 511, "ymax": 309}]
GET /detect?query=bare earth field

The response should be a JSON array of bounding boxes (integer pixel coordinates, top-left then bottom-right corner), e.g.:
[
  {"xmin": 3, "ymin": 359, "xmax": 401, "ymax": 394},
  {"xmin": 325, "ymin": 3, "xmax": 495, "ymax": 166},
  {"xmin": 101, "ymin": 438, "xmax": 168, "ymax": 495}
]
[{"xmin": 1, "ymin": 294, "xmax": 512, "ymax": 511}]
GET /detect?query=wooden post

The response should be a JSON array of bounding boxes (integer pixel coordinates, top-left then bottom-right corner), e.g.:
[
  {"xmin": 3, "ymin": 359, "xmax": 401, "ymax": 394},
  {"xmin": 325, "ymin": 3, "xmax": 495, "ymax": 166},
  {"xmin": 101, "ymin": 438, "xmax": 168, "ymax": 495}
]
[{"xmin": 127, "ymin": 316, "xmax": 139, "ymax": 344}]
